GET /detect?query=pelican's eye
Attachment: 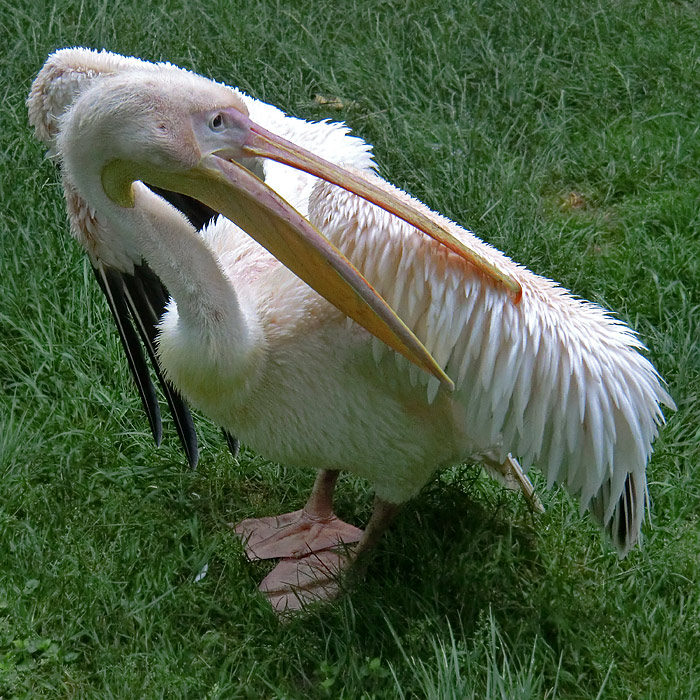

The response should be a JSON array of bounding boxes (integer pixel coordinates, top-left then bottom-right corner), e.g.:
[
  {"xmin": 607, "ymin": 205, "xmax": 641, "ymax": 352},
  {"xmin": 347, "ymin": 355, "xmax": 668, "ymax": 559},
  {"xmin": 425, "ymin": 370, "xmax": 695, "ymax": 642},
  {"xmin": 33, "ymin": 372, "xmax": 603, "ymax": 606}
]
[{"xmin": 209, "ymin": 113, "xmax": 225, "ymax": 132}]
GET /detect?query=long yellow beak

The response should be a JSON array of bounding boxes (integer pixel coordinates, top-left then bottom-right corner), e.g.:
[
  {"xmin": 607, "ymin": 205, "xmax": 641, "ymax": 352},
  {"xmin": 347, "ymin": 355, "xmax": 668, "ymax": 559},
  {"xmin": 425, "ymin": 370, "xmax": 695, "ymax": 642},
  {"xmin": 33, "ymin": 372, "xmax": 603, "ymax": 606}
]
[
  {"xmin": 242, "ymin": 121, "xmax": 522, "ymax": 302},
  {"xmin": 102, "ymin": 156, "xmax": 454, "ymax": 389}
]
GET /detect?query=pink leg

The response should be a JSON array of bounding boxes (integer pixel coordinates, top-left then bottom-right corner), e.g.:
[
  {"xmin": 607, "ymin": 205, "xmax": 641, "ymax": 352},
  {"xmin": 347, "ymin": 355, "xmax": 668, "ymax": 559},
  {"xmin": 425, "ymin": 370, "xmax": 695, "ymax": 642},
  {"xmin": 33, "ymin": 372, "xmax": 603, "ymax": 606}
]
[
  {"xmin": 482, "ymin": 454, "xmax": 545, "ymax": 514},
  {"xmin": 234, "ymin": 470, "xmax": 363, "ymax": 560},
  {"xmin": 260, "ymin": 497, "xmax": 401, "ymax": 612}
]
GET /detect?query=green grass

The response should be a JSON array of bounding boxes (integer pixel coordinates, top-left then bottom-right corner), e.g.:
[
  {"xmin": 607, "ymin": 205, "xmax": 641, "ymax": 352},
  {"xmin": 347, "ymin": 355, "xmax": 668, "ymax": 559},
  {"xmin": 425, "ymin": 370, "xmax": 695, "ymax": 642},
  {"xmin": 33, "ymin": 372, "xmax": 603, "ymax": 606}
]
[{"xmin": 1, "ymin": 0, "xmax": 698, "ymax": 697}]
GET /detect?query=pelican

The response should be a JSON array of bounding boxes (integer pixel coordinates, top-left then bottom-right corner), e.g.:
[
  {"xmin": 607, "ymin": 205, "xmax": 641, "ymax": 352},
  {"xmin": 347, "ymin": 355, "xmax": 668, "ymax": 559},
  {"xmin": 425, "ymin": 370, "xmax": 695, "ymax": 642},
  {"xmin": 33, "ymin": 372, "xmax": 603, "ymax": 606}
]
[{"xmin": 29, "ymin": 49, "xmax": 673, "ymax": 611}]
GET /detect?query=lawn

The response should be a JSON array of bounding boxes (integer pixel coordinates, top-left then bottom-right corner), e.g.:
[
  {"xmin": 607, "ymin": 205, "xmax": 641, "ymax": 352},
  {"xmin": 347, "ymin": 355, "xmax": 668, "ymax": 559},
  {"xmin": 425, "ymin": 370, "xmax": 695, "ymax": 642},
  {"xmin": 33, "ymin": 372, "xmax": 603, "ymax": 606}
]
[{"xmin": 1, "ymin": 0, "xmax": 698, "ymax": 697}]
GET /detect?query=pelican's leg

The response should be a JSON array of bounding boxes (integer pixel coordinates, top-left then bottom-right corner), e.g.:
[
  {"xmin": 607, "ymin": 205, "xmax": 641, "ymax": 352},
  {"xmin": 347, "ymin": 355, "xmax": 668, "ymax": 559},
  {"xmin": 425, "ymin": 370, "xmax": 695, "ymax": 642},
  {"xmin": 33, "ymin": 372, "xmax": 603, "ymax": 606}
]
[
  {"xmin": 234, "ymin": 469, "xmax": 363, "ymax": 560},
  {"xmin": 503, "ymin": 455, "xmax": 545, "ymax": 514},
  {"xmin": 259, "ymin": 496, "xmax": 400, "ymax": 613},
  {"xmin": 482, "ymin": 454, "xmax": 545, "ymax": 514}
]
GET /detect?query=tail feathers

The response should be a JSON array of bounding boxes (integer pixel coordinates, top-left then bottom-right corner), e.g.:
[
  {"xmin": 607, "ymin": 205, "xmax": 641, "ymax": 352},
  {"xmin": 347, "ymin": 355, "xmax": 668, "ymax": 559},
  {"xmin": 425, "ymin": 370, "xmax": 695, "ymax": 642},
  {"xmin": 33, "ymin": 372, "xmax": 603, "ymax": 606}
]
[{"xmin": 589, "ymin": 471, "xmax": 646, "ymax": 557}]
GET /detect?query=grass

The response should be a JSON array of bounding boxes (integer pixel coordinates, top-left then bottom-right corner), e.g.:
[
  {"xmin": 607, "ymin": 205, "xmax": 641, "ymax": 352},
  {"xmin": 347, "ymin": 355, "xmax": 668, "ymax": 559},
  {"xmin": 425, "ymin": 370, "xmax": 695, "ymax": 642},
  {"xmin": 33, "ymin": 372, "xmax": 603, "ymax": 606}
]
[{"xmin": 1, "ymin": 0, "xmax": 698, "ymax": 696}]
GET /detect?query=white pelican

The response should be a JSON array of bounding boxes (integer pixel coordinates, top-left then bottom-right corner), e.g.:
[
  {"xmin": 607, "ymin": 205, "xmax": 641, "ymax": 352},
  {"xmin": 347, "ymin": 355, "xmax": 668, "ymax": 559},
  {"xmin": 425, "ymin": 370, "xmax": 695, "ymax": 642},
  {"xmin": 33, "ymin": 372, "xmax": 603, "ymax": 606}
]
[{"xmin": 29, "ymin": 49, "xmax": 673, "ymax": 611}]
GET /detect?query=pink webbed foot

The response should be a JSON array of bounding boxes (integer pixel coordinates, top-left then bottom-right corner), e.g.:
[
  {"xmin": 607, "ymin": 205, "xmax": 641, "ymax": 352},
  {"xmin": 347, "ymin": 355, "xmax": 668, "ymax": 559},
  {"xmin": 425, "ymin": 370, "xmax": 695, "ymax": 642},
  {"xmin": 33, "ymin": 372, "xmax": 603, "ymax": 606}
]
[
  {"xmin": 234, "ymin": 509, "xmax": 363, "ymax": 561},
  {"xmin": 255, "ymin": 497, "xmax": 401, "ymax": 613},
  {"xmin": 259, "ymin": 548, "xmax": 353, "ymax": 612},
  {"xmin": 233, "ymin": 469, "xmax": 400, "ymax": 613}
]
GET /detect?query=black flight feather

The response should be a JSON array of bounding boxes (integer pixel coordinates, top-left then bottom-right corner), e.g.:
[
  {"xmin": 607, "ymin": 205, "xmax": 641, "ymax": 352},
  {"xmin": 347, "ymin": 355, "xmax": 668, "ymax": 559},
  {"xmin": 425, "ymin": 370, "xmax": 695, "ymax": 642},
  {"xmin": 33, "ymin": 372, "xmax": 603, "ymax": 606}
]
[
  {"xmin": 92, "ymin": 263, "xmax": 163, "ymax": 446},
  {"xmin": 148, "ymin": 186, "xmax": 219, "ymax": 232},
  {"xmin": 223, "ymin": 430, "xmax": 240, "ymax": 459},
  {"xmin": 121, "ymin": 264, "xmax": 199, "ymax": 469}
]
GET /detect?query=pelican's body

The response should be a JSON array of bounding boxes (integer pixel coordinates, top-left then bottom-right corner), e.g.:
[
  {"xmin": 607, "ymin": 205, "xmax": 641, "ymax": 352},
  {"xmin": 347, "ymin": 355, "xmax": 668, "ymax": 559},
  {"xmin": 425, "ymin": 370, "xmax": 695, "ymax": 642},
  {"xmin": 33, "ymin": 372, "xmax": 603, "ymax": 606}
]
[
  {"xmin": 165, "ymin": 171, "xmax": 670, "ymax": 515},
  {"xmin": 29, "ymin": 49, "xmax": 673, "ymax": 610},
  {"xmin": 161, "ymin": 220, "xmax": 460, "ymax": 503}
]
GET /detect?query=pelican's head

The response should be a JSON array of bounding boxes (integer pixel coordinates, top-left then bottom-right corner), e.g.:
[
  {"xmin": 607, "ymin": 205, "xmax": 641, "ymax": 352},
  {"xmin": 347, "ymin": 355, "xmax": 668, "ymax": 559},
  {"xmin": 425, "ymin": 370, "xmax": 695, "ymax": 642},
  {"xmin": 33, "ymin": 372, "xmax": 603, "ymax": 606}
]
[{"xmin": 58, "ymin": 71, "xmax": 244, "ymax": 174}]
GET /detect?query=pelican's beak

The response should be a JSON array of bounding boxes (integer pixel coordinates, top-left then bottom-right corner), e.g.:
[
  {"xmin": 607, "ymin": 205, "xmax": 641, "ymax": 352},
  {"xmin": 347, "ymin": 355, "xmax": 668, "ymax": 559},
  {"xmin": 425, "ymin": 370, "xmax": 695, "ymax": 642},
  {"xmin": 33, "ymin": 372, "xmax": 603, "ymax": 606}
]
[
  {"xmin": 240, "ymin": 119, "xmax": 522, "ymax": 303},
  {"xmin": 102, "ymin": 153, "xmax": 454, "ymax": 389}
]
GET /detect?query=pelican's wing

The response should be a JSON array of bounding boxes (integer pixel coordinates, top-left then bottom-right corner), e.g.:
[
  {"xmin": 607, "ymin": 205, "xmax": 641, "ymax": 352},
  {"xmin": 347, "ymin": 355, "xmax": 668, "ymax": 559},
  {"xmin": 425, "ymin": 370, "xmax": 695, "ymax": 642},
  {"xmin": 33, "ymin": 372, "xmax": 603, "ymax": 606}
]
[
  {"xmin": 92, "ymin": 259, "xmax": 199, "ymax": 467},
  {"xmin": 312, "ymin": 174, "xmax": 674, "ymax": 556}
]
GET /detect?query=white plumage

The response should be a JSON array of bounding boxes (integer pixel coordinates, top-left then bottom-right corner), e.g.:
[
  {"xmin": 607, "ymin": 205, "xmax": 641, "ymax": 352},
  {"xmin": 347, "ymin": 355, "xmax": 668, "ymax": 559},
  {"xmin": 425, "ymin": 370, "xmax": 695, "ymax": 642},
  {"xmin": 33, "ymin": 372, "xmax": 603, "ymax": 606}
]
[
  {"xmin": 29, "ymin": 48, "xmax": 673, "ymax": 609},
  {"xmin": 311, "ymin": 175, "xmax": 672, "ymax": 545}
]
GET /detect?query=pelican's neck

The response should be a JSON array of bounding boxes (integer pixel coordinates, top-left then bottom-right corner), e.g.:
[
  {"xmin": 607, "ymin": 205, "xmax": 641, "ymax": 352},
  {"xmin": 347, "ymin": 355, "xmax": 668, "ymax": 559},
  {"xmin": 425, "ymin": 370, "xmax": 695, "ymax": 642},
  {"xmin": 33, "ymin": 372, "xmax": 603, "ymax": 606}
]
[
  {"xmin": 127, "ymin": 183, "xmax": 238, "ymax": 330},
  {"xmin": 66, "ymin": 151, "xmax": 250, "ymax": 346},
  {"xmin": 86, "ymin": 177, "xmax": 265, "ymax": 401}
]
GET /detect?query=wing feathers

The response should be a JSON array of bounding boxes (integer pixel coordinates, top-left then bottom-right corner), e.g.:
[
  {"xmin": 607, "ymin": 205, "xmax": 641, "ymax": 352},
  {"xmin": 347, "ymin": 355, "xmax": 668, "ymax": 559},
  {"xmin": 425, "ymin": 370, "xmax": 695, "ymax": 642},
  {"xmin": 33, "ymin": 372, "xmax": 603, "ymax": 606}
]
[
  {"xmin": 94, "ymin": 262, "xmax": 200, "ymax": 468},
  {"xmin": 314, "ymin": 176, "xmax": 674, "ymax": 555},
  {"xmin": 121, "ymin": 264, "xmax": 199, "ymax": 469},
  {"xmin": 93, "ymin": 263, "xmax": 163, "ymax": 446},
  {"xmin": 223, "ymin": 430, "xmax": 240, "ymax": 459}
]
